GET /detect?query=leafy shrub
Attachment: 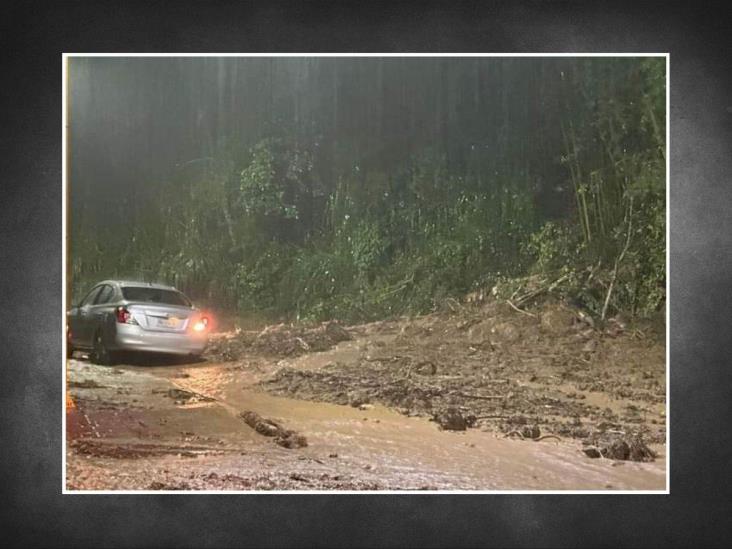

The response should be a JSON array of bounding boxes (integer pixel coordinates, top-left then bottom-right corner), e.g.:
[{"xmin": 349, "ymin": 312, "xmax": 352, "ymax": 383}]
[
  {"xmin": 239, "ymin": 139, "xmax": 299, "ymax": 220},
  {"xmin": 524, "ymin": 221, "xmax": 584, "ymax": 274}
]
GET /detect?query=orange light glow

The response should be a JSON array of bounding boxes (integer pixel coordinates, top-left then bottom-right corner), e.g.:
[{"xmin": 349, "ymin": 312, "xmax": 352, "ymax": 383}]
[{"xmin": 194, "ymin": 312, "xmax": 215, "ymax": 332}]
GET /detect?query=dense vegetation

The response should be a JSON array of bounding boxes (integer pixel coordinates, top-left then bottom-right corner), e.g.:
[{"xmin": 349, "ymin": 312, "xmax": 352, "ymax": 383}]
[{"xmin": 69, "ymin": 57, "xmax": 665, "ymax": 323}]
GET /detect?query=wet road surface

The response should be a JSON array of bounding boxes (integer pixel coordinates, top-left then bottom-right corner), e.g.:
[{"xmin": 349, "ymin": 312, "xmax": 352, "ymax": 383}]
[{"xmin": 66, "ymin": 344, "xmax": 666, "ymax": 491}]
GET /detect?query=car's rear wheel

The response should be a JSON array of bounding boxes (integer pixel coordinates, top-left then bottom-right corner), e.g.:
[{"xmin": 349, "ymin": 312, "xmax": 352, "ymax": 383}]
[{"xmin": 91, "ymin": 330, "xmax": 114, "ymax": 365}]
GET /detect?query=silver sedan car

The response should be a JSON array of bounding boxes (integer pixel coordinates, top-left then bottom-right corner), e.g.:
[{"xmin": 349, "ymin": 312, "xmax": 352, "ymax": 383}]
[{"xmin": 67, "ymin": 280, "xmax": 209, "ymax": 364}]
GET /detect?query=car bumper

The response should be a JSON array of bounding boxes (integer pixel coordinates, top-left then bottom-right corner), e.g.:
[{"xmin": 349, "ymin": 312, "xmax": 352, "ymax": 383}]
[{"xmin": 112, "ymin": 324, "xmax": 208, "ymax": 355}]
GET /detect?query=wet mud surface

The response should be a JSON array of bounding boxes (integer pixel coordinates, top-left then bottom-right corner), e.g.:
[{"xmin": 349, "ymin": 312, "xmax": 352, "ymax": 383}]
[
  {"xmin": 262, "ymin": 302, "xmax": 665, "ymax": 447},
  {"xmin": 66, "ymin": 300, "xmax": 666, "ymax": 491}
]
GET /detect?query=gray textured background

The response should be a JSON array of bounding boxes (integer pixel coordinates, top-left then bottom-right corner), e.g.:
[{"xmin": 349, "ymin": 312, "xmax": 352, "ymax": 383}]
[{"xmin": 1, "ymin": 1, "xmax": 730, "ymax": 547}]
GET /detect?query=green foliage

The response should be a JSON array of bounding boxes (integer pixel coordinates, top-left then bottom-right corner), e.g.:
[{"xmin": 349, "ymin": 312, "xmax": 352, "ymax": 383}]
[
  {"xmin": 233, "ymin": 242, "xmax": 294, "ymax": 313},
  {"xmin": 619, "ymin": 189, "xmax": 666, "ymax": 316},
  {"xmin": 239, "ymin": 139, "xmax": 301, "ymax": 220},
  {"xmin": 281, "ymin": 249, "xmax": 356, "ymax": 322},
  {"xmin": 70, "ymin": 58, "xmax": 666, "ymax": 322},
  {"xmin": 525, "ymin": 221, "xmax": 584, "ymax": 273},
  {"xmin": 348, "ymin": 219, "xmax": 386, "ymax": 281},
  {"xmin": 239, "ymin": 141, "xmax": 280, "ymax": 216}
]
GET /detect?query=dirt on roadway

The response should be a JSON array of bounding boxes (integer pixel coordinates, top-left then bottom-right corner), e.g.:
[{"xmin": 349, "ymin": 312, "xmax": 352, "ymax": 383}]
[{"xmin": 66, "ymin": 298, "xmax": 666, "ymax": 491}]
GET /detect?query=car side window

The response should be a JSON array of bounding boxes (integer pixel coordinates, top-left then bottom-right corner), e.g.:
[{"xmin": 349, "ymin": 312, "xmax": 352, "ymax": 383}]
[
  {"xmin": 94, "ymin": 285, "xmax": 115, "ymax": 305},
  {"xmin": 80, "ymin": 286, "xmax": 102, "ymax": 307}
]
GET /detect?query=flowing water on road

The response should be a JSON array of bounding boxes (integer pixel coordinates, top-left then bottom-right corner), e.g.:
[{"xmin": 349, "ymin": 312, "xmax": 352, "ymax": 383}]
[{"xmin": 66, "ymin": 334, "xmax": 665, "ymax": 490}]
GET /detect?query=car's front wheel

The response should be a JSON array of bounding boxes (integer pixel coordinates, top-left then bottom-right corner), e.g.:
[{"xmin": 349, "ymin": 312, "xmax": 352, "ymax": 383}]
[{"xmin": 91, "ymin": 330, "xmax": 114, "ymax": 365}]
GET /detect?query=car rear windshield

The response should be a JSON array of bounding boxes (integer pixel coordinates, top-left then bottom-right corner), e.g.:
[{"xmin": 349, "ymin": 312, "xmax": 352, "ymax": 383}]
[{"xmin": 122, "ymin": 287, "xmax": 191, "ymax": 307}]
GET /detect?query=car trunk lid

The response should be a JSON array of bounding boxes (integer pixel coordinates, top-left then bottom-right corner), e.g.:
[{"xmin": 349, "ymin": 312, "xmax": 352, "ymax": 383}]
[{"xmin": 126, "ymin": 303, "xmax": 194, "ymax": 333}]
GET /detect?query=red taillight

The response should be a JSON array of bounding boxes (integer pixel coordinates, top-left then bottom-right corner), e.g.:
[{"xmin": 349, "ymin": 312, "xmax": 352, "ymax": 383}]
[
  {"xmin": 192, "ymin": 316, "xmax": 209, "ymax": 332},
  {"xmin": 115, "ymin": 306, "xmax": 136, "ymax": 324}
]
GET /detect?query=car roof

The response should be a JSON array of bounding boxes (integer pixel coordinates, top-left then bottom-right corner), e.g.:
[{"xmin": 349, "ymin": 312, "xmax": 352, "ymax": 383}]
[{"xmin": 98, "ymin": 280, "xmax": 180, "ymax": 291}]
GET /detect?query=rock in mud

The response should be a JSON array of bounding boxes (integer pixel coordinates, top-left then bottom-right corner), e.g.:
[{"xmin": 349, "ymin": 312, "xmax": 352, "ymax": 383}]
[
  {"xmin": 628, "ymin": 439, "xmax": 657, "ymax": 462},
  {"xmin": 276, "ymin": 432, "xmax": 308, "ymax": 449},
  {"xmin": 521, "ymin": 425, "xmax": 541, "ymax": 439},
  {"xmin": 167, "ymin": 388, "xmax": 195, "ymax": 400},
  {"xmin": 240, "ymin": 411, "xmax": 282, "ymax": 436},
  {"xmin": 602, "ymin": 439, "xmax": 630, "ymax": 460},
  {"xmin": 583, "ymin": 447, "xmax": 602, "ymax": 459},
  {"xmin": 599, "ymin": 436, "xmax": 656, "ymax": 462},
  {"xmin": 257, "ymin": 421, "xmax": 281, "ymax": 437},
  {"xmin": 432, "ymin": 407, "xmax": 475, "ymax": 431},
  {"xmin": 239, "ymin": 411, "xmax": 308, "ymax": 449},
  {"xmin": 165, "ymin": 388, "xmax": 214, "ymax": 403},
  {"xmin": 588, "ymin": 433, "xmax": 657, "ymax": 462}
]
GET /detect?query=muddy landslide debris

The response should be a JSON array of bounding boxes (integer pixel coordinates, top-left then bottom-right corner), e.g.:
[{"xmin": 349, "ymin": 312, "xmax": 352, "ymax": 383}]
[
  {"xmin": 582, "ymin": 433, "xmax": 657, "ymax": 462},
  {"xmin": 205, "ymin": 320, "xmax": 352, "ymax": 361},
  {"xmin": 257, "ymin": 299, "xmax": 665, "ymax": 448},
  {"xmin": 153, "ymin": 388, "xmax": 215, "ymax": 405},
  {"xmin": 68, "ymin": 379, "xmax": 106, "ymax": 389}
]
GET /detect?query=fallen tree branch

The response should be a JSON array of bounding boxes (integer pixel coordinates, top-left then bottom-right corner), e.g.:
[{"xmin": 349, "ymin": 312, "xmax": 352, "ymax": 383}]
[
  {"xmin": 534, "ymin": 435, "xmax": 562, "ymax": 443},
  {"xmin": 506, "ymin": 299, "xmax": 537, "ymax": 318},
  {"xmin": 502, "ymin": 431, "xmax": 562, "ymax": 442},
  {"xmin": 456, "ymin": 392, "xmax": 504, "ymax": 400},
  {"xmin": 515, "ymin": 273, "xmax": 571, "ymax": 305}
]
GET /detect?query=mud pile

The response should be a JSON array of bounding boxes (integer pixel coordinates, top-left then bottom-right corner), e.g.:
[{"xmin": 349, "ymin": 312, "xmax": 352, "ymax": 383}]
[
  {"xmin": 205, "ymin": 321, "xmax": 351, "ymax": 361},
  {"xmin": 259, "ymin": 299, "xmax": 666, "ymax": 459}
]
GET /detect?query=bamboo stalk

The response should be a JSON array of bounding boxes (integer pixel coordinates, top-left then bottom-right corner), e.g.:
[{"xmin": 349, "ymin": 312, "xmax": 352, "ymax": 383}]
[
  {"xmin": 562, "ymin": 123, "xmax": 589, "ymax": 244},
  {"xmin": 602, "ymin": 197, "xmax": 634, "ymax": 320}
]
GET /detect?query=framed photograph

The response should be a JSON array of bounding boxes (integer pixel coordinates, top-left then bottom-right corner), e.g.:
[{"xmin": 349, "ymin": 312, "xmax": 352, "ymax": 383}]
[{"xmin": 63, "ymin": 53, "xmax": 668, "ymax": 494}]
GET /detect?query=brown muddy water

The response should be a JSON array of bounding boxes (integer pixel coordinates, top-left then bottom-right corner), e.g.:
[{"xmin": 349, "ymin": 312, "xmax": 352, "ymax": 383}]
[{"xmin": 66, "ymin": 336, "xmax": 666, "ymax": 491}]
